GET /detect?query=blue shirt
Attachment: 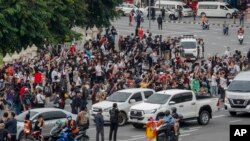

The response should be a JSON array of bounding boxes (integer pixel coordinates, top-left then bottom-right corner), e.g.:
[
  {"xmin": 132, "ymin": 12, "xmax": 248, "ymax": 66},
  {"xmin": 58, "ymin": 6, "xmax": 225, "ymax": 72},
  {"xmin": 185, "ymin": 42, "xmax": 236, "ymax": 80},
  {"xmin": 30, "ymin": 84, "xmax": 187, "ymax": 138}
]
[{"xmin": 163, "ymin": 115, "xmax": 175, "ymax": 125}]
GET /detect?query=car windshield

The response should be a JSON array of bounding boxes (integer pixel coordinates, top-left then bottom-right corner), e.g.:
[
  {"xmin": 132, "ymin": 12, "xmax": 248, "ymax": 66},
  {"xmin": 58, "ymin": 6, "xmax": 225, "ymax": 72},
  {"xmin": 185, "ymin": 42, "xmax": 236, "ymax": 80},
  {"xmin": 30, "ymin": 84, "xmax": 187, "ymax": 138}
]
[
  {"xmin": 107, "ymin": 92, "xmax": 132, "ymax": 102},
  {"xmin": 227, "ymin": 80, "xmax": 250, "ymax": 92},
  {"xmin": 226, "ymin": 5, "xmax": 233, "ymax": 9},
  {"xmin": 146, "ymin": 94, "xmax": 171, "ymax": 104},
  {"xmin": 181, "ymin": 42, "xmax": 196, "ymax": 49},
  {"xmin": 183, "ymin": 5, "xmax": 190, "ymax": 8},
  {"xmin": 15, "ymin": 111, "xmax": 38, "ymax": 122}
]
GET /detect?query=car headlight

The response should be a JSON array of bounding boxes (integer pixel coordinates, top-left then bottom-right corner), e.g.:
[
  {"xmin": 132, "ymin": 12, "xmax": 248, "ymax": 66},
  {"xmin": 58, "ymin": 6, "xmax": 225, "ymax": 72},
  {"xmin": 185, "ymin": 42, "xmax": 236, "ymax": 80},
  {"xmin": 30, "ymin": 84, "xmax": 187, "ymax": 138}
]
[
  {"xmin": 144, "ymin": 109, "xmax": 157, "ymax": 114},
  {"xmin": 103, "ymin": 107, "xmax": 112, "ymax": 112},
  {"xmin": 225, "ymin": 98, "xmax": 229, "ymax": 104}
]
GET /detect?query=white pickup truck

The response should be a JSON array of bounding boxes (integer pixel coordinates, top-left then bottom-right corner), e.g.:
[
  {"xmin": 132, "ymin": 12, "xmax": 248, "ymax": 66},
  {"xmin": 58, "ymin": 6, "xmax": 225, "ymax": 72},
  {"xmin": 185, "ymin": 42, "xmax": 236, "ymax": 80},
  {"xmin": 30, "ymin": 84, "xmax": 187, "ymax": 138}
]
[
  {"xmin": 90, "ymin": 88, "xmax": 155, "ymax": 125},
  {"xmin": 128, "ymin": 89, "xmax": 218, "ymax": 128}
]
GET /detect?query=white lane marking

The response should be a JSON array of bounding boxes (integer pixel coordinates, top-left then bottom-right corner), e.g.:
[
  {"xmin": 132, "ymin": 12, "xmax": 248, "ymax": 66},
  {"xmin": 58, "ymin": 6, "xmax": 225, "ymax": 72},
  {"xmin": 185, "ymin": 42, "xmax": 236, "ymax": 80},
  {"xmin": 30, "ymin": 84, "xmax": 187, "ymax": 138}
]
[
  {"xmin": 213, "ymin": 115, "xmax": 226, "ymax": 119},
  {"xmin": 181, "ymin": 129, "xmax": 199, "ymax": 133},
  {"xmin": 189, "ymin": 126, "xmax": 202, "ymax": 130},
  {"xmin": 131, "ymin": 135, "xmax": 145, "ymax": 138},
  {"xmin": 180, "ymin": 133, "xmax": 191, "ymax": 137},
  {"xmin": 230, "ymin": 120, "xmax": 242, "ymax": 123},
  {"xmin": 118, "ymin": 136, "xmax": 145, "ymax": 141}
]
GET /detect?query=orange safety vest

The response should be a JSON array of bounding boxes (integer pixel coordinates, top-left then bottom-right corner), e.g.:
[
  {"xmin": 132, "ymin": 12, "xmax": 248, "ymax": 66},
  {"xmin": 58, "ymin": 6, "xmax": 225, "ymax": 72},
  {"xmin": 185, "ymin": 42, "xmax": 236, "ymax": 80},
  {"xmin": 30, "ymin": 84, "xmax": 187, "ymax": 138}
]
[
  {"xmin": 24, "ymin": 120, "xmax": 31, "ymax": 134},
  {"xmin": 66, "ymin": 120, "xmax": 79, "ymax": 134}
]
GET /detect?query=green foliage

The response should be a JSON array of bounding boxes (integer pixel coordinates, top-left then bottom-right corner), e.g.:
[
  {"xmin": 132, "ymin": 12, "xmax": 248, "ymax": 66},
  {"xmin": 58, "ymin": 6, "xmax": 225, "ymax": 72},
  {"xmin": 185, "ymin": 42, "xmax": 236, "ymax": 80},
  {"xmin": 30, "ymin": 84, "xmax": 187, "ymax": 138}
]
[
  {"xmin": 0, "ymin": 0, "xmax": 122, "ymax": 55},
  {"xmin": 84, "ymin": 0, "xmax": 123, "ymax": 28}
]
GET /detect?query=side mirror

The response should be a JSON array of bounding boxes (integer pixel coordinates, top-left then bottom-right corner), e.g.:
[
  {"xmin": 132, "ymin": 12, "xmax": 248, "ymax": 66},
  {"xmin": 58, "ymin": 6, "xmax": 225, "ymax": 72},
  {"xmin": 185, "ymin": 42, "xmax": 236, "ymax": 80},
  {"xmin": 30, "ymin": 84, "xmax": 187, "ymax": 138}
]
[
  {"xmin": 129, "ymin": 99, "xmax": 136, "ymax": 103},
  {"xmin": 169, "ymin": 101, "xmax": 176, "ymax": 105}
]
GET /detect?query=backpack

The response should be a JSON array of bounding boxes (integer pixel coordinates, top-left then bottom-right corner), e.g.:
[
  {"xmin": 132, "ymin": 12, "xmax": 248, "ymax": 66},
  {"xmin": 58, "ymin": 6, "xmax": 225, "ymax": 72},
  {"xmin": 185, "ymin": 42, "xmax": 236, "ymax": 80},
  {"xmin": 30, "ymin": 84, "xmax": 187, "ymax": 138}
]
[
  {"xmin": 110, "ymin": 108, "xmax": 118, "ymax": 123},
  {"xmin": 44, "ymin": 86, "xmax": 51, "ymax": 97},
  {"xmin": 77, "ymin": 111, "xmax": 88, "ymax": 126},
  {"xmin": 23, "ymin": 95, "xmax": 31, "ymax": 105}
]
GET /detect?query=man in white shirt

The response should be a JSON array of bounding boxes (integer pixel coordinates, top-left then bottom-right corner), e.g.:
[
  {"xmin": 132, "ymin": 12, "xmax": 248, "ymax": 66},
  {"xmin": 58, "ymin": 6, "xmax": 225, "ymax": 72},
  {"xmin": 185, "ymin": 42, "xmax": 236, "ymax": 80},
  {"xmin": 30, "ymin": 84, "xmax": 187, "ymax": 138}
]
[
  {"xmin": 95, "ymin": 62, "xmax": 104, "ymax": 83},
  {"xmin": 36, "ymin": 89, "xmax": 45, "ymax": 108},
  {"xmin": 210, "ymin": 73, "xmax": 218, "ymax": 96}
]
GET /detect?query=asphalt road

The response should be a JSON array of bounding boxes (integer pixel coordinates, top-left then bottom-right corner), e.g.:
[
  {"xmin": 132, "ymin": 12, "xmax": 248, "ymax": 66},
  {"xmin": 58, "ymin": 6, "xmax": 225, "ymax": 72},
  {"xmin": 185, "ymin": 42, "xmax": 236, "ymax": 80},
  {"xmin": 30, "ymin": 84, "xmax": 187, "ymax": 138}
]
[
  {"xmin": 111, "ymin": 17, "xmax": 250, "ymax": 57},
  {"xmin": 77, "ymin": 17, "xmax": 250, "ymax": 141}
]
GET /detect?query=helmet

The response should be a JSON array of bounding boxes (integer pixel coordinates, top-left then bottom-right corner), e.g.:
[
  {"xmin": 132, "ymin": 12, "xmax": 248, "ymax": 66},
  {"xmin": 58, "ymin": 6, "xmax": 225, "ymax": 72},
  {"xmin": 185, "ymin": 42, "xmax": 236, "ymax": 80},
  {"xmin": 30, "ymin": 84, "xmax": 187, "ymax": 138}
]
[
  {"xmin": 171, "ymin": 107, "xmax": 177, "ymax": 114},
  {"xmin": 165, "ymin": 110, "xmax": 171, "ymax": 116},
  {"xmin": 67, "ymin": 115, "xmax": 72, "ymax": 120},
  {"xmin": 55, "ymin": 120, "xmax": 62, "ymax": 127}
]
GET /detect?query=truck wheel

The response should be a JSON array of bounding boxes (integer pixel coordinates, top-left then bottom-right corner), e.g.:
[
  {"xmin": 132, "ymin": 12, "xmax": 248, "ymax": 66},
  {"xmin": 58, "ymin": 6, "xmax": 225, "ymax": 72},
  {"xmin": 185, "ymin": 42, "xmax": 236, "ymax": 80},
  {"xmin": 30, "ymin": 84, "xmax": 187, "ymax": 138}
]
[
  {"xmin": 118, "ymin": 112, "xmax": 127, "ymax": 126},
  {"xmin": 198, "ymin": 110, "xmax": 210, "ymax": 125},
  {"xmin": 132, "ymin": 123, "xmax": 144, "ymax": 129},
  {"xmin": 229, "ymin": 111, "xmax": 237, "ymax": 116}
]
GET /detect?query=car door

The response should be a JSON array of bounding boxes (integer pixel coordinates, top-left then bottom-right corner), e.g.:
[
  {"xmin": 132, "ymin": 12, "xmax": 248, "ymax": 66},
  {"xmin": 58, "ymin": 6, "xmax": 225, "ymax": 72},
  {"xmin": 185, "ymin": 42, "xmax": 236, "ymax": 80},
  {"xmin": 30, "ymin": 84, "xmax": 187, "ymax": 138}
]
[
  {"xmin": 169, "ymin": 94, "xmax": 186, "ymax": 117},
  {"xmin": 41, "ymin": 111, "xmax": 67, "ymax": 136},
  {"xmin": 219, "ymin": 5, "xmax": 227, "ymax": 17},
  {"xmin": 180, "ymin": 92, "xmax": 196, "ymax": 118},
  {"xmin": 129, "ymin": 92, "xmax": 143, "ymax": 105}
]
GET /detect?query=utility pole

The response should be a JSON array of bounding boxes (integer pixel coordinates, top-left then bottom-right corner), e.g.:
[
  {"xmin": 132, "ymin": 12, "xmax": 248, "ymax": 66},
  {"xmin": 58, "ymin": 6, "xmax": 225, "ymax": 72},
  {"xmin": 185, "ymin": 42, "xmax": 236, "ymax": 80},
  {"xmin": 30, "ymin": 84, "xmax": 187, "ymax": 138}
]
[{"xmin": 148, "ymin": 0, "xmax": 151, "ymax": 30}]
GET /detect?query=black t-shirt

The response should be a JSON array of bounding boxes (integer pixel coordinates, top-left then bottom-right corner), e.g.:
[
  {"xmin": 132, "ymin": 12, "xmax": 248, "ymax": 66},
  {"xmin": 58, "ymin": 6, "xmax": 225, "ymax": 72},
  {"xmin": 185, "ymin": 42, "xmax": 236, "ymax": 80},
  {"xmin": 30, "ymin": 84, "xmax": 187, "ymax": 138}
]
[
  {"xmin": 34, "ymin": 121, "xmax": 43, "ymax": 132},
  {"xmin": 0, "ymin": 129, "xmax": 8, "ymax": 141}
]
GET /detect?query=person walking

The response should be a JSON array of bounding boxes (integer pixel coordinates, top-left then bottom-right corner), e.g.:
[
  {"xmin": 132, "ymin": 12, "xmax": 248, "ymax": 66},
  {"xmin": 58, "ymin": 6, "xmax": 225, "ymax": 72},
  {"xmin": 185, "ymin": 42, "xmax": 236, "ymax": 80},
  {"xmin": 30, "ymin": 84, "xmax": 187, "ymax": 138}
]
[
  {"xmin": 95, "ymin": 109, "xmax": 104, "ymax": 141},
  {"xmin": 129, "ymin": 11, "xmax": 133, "ymax": 26},
  {"xmin": 161, "ymin": 7, "xmax": 166, "ymax": 22},
  {"xmin": 109, "ymin": 103, "xmax": 119, "ymax": 141},
  {"xmin": 193, "ymin": 10, "xmax": 197, "ymax": 21},
  {"xmin": 178, "ymin": 6, "xmax": 183, "ymax": 21},
  {"xmin": 157, "ymin": 15, "xmax": 163, "ymax": 30},
  {"xmin": 232, "ymin": 10, "xmax": 237, "ymax": 24},
  {"xmin": 5, "ymin": 112, "xmax": 17, "ymax": 141},
  {"xmin": 239, "ymin": 11, "xmax": 244, "ymax": 27}
]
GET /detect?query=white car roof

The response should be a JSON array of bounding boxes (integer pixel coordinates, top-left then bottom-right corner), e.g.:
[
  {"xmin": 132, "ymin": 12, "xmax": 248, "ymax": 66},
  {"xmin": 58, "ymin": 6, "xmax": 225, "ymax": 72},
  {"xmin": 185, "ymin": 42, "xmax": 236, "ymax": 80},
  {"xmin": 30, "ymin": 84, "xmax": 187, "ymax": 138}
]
[
  {"xmin": 156, "ymin": 1, "xmax": 186, "ymax": 5},
  {"xmin": 117, "ymin": 88, "xmax": 154, "ymax": 93},
  {"xmin": 233, "ymin": 71, "xmax": 250, "ymax": 81},
  {"xmin": 157, "ymin": 89, "xmax": 192, "ymax": 95},
  {"xmin": 181, "ymin": 38, "xmax": 196, "ymax": 42},
  {"xmin": 29, "ymin": 108, "xmax": 68, "ymax": 113},
  {"xmin": 198, "ymin": 2, "xmax": 229, "ymax": 5}
]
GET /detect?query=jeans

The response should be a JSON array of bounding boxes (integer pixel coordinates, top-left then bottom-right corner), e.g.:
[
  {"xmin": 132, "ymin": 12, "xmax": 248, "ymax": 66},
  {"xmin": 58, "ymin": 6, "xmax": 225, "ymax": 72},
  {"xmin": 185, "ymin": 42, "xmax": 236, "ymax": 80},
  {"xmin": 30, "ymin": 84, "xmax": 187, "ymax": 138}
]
[
  {"xmin": 15, "ymin": 103, "xmax": 21, "ymax": 115},
  {"xmin": 96, "ymin": 128, "xmax": 104, "ymax": 141},
  {"xmin": 158, "ymin": 23, "xmax": 162, "ymax": 30},
  {"xmin": 240, "ymin": 19, "xmax": 244, "ymax": 27},
  {"xmin": 210, "ymin": 86, "xmax": 218, "ymax": 96},
  {"xmin": 109, "ymin": 123, "xmax": 118, "ymax": 141}
]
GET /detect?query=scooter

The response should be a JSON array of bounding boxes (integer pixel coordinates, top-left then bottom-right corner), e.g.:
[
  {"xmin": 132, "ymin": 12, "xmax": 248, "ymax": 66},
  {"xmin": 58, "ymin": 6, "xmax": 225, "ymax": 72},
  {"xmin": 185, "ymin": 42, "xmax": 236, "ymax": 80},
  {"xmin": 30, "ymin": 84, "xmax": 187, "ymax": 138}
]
[
  {"xmin": 156, "ymin": 123, "xmax": 177, "ymax": 141},
  {"xmin": 50, "ymin": 127, "xmax": 89, "ymax": 141},
  {"xmin": 238, "ymin": 33, "xmax": 244, "ymax": 45}
]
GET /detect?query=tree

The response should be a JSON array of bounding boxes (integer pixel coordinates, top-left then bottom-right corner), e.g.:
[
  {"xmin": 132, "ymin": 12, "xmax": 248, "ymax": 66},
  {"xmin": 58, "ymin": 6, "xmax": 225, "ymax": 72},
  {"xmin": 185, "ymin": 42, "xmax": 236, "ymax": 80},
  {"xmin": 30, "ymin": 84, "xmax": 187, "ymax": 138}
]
[
  {"xmin": 84, "ymin": 0, "xmax": 123, "ymax": 28},
  {"xmin": 0, "ymin": 0, "xmax": 122, "ymax": 55}
]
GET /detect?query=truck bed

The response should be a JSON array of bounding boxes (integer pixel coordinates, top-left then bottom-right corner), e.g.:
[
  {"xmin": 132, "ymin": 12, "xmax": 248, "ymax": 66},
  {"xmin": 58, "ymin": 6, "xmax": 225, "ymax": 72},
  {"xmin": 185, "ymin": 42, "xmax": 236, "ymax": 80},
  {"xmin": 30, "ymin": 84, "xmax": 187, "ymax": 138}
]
[{"xmin": 195, "ymin": 93, "xmax": 214, "ymax": 100}]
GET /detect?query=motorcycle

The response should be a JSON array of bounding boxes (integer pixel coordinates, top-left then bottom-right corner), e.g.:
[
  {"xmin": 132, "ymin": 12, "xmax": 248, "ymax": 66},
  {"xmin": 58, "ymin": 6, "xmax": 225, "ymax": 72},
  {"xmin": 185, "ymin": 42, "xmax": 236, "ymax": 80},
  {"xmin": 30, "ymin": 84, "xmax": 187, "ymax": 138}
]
[
  {"xmin": 156, "ymin": 123, "xmax": 177, "ymax": 141},
  {"xmin": 50, "ymin": 127, "xmax": 89, "ymax": 141},
  {"xmin": 20, "ymin": 131, "xmax": 44, "ymax": 141},
  {"xmin": 238, "ymin": 33, "xmax": 244, "ymax": 45}
]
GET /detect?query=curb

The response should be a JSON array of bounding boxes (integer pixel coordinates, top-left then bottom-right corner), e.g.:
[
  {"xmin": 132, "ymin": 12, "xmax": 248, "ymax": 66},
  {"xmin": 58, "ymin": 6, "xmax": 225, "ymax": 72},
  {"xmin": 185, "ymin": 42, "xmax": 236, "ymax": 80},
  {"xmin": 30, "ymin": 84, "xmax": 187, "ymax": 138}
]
[{"xmin": 166, "ymin": 20, "xmax": 250, "ymax": 28}]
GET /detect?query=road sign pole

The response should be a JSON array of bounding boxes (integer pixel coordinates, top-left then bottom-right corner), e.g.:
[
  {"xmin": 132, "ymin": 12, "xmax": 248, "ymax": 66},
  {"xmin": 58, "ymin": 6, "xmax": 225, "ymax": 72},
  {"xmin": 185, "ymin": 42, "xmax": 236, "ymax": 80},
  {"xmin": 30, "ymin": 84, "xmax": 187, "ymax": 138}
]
[{"xmin": 149, "ymin": 0, "xmax": 151, "ymax": 30}]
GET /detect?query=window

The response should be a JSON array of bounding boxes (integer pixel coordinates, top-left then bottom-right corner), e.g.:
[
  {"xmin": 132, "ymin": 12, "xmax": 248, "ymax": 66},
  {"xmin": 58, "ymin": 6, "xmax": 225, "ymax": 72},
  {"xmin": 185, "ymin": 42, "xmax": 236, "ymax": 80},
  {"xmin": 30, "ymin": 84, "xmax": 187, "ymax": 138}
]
[
  {"xmin": 130, "ymin": 92, "xmax": 142, "ymax": 102},
  {"xmin": 40, "ymin": 111, "xmax": 66, "ymax": 121},
  {"xmin": 170, "ymin": 94, "xmax": 182, "ymax": 104},
  {"xmin": 220, "ymin": 5, "xmax": 226, "ymax": 10},
  {"xmin": 144, "ymin": 91, "xmax": 154, "ymax": 99},
  {"xmin": 181, "ymin": 92, "xmax": 193, "ymax": 102},
  {"xmin": 199, "ymin": 5, "xmax": 217, "ymax": 9}
]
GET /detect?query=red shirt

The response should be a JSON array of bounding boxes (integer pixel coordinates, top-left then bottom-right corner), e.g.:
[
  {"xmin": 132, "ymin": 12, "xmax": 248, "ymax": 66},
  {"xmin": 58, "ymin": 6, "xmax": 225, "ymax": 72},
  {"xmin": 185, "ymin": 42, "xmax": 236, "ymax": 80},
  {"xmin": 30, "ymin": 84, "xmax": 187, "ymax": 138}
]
[
  {"xmin": 19, "ymin": 86, "xmax": 26, "ymax": 97},
  {"xmin": 70, "ymin": 45, "xmax": 76, "ymax": 55},
  {"xmin": 34, "ymin": 72, "xmax": 42, "ymax": 83}
]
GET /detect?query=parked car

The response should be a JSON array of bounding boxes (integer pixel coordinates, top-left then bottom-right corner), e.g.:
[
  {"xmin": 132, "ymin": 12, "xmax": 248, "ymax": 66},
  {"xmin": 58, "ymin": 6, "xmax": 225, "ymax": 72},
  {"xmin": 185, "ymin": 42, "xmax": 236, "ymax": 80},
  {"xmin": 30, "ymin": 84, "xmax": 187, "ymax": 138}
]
[
  {"xmin": 116, "ymin": 3, "xmax": 143, "ymax": 16},
  {"xmin": 128, "ymin": 89, "xmax": 218, "ymax": 128},
  {"xmin": 197, "ymin": 2, "xmax": 238, "ymax": 18},
  {"xmin": 143, "ymin": 6, "xmax": 178, "ymax": 20},
  {"xmin": 90, "ymin": 88, "xmax": 155, "ymax": 126},
  {"xmin": 15, "ymin": 108, "xmax": 77, "ymax": 140}
]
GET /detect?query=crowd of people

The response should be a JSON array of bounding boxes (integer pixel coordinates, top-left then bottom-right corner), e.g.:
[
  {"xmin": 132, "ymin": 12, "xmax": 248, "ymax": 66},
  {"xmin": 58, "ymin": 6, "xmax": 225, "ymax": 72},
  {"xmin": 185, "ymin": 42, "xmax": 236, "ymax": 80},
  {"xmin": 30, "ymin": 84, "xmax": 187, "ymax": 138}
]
[{"xmin": 0, "ymin": 24, "xmax": 250, "ymax": 140}]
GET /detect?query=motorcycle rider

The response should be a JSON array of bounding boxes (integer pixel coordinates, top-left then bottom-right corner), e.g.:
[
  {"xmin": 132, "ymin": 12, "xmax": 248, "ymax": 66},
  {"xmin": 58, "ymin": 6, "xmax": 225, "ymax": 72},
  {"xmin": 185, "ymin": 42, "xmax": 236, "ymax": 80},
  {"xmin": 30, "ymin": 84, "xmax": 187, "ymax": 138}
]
[
  {"xmin": 76, "ymin": 107, "xmax": 89, "ymax": 138},
  {"xmin": 23, "ymin": 113, "xmax": 32, "ymax": 138},
  {"xmin": 50, "ymin": 120, "xmax": 64, "ymax": 138},
  {"xmin": 237, "ymin": 27, "xmax": 244, "ymax": 35},
  {"xmin": 65, "ymin": 115, "xmax": 79, "ymax": 140},
  {"xmin": 171, "ymin": 107, "xmax": 180, "ymax": 136},
  {"xmin": 160, "ymin": 110, "xmax": 176, "ymax": 140}
]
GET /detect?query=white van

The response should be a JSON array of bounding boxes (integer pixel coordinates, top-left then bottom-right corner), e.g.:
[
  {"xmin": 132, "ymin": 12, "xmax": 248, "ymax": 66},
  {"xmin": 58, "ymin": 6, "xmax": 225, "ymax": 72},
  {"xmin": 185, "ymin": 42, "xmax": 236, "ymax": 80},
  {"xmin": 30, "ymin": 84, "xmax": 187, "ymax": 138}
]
[
  {"xmin": 225, "ymin": 70, "xmax": 250, "ymax": 116},
  {"xmin": 155, "ymin": 1, "xmax": 193, "ymax": 16},
  {"xmin": 197, "ymin": 2, "xmax": 238, "ymax": 18}
]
